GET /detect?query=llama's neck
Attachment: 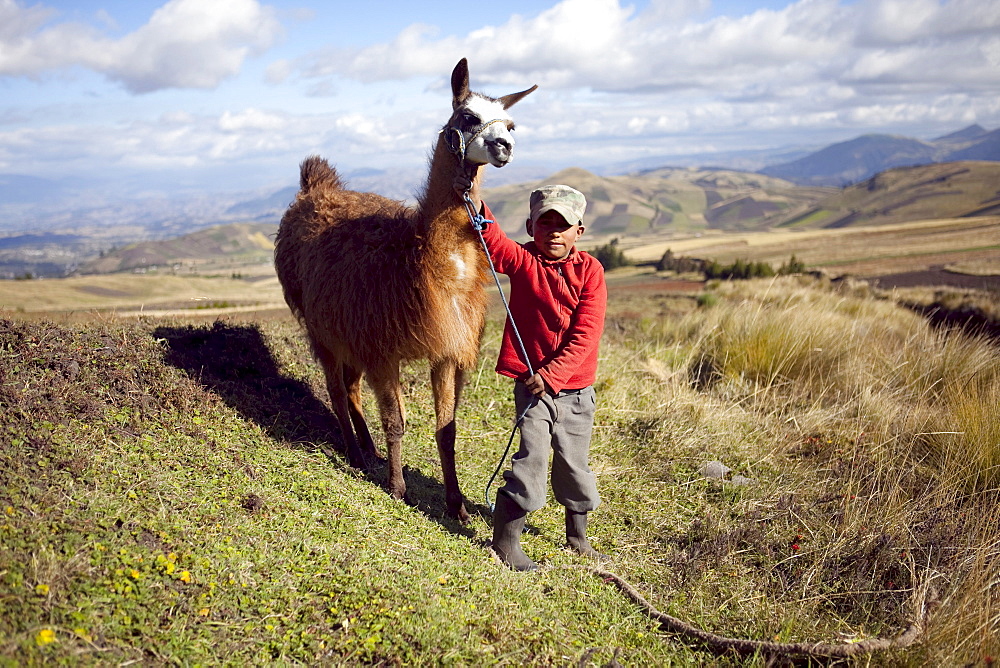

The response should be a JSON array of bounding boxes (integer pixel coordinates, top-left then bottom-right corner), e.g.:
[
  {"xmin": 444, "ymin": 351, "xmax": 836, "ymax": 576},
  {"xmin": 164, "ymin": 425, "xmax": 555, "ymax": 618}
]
[{"xmin": 418, "ymin": 135, "xmax": 485, "ymax": 240}]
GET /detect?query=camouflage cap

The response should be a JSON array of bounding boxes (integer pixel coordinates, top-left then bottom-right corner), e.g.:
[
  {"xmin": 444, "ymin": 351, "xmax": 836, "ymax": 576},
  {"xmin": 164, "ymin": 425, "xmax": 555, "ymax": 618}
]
[{"xmin": 529, "ymin": 184, "xmax": 587, "ymax": 226}]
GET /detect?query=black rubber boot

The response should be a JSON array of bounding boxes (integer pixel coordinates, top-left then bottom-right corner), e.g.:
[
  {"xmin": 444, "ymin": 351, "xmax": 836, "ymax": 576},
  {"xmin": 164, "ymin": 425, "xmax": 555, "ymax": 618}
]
[
  {"xmin": 491, "ymin": 493, "xmax": 538, "ymax": 571},
  {"xmin": 565, "ymin": 509, "xmax": 610, "ymax": 561}
]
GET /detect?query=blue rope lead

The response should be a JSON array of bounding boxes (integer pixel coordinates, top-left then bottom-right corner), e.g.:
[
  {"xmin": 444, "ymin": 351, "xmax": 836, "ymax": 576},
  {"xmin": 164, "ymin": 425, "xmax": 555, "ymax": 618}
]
[
  {"xmin": 461, "ymin": 191, "xmax": 537, "ymax": 512},
  {"xmin": 462, "ymin": 192, "xmax": 534, "ymax": 375}
]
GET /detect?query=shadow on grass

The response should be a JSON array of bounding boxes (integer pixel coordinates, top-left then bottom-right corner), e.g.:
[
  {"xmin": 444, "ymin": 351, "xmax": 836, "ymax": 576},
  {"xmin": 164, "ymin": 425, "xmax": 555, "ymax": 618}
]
[
  {"xmin": 902, "ymin": 299, "xmax": 1000, "ymax": 344},
  {"xmin": 153, "ymin": 321, "xmax": 478, "ymax": 537}
]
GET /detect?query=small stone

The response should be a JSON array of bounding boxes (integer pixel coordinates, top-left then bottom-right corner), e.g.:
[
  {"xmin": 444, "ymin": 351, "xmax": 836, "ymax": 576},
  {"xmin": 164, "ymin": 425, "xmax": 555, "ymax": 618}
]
[{"xmin": 699, "ymin": 460, "xmax": 731, "ymax": 479}]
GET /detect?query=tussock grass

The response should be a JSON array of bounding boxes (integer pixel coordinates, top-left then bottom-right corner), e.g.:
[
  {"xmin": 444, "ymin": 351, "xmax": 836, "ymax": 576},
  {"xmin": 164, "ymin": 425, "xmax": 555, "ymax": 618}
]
[
  {"xmin": 605, "ymin": 276, "xmax": 999, "ymax": 664},
  {"xmin": 1, "ymin": 275, "xmax": 997, "ymax": 665}
]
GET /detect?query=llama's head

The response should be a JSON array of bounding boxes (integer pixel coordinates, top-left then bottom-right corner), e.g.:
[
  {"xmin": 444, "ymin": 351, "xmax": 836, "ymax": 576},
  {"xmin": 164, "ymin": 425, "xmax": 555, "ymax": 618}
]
[{"xmin": 446, "ymin": 58, "xmax": 537, "ymax": 168}]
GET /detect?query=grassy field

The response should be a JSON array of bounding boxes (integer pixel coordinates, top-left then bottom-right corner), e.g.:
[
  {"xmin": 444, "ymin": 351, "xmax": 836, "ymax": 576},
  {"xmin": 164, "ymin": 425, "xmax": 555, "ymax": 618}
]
[
  {"xmin": 0, "ymin": 270, "xmax": 286, "ymax": 317},
  {"xmin": 616, "ymin": 216, "xmax": 1000, "ymax": 278},
  {"xmin": 1, "ymin": 273, "xmax": 998, "ymax": 665}
]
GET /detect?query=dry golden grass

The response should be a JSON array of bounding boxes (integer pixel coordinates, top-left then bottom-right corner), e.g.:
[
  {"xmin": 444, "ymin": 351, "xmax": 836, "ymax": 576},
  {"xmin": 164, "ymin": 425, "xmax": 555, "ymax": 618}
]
[
  {"xmin": 597, "ymin": 275, "xmax": 999, "ymax": 664},
  {"xmin": 0, "ymin": 264, "xmax": 285, "ymax": 315}
]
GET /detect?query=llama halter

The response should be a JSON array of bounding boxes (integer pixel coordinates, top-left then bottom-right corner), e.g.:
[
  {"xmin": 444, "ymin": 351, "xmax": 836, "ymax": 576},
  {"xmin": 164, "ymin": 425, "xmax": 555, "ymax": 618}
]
[{"xmin": 443, "ymin": 117, "xmax": 511, "ymax": 165}]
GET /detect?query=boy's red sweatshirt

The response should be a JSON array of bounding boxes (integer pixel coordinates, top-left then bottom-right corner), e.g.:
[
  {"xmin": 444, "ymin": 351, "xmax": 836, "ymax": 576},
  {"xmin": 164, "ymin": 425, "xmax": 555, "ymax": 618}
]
[{"xmin": 480, "ymin": 203, "xmax": 607, "ymax": 393}]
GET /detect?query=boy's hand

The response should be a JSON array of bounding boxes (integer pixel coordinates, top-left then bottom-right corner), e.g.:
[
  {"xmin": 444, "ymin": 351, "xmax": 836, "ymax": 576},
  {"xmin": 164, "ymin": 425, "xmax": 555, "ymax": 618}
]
[
  {"xmin": 524, "ymin": 373, "xmax": 549, "ymax": 398},
  {"xmin": 453, "ymin": 174, "xmax": 481, "ymax": 212}
]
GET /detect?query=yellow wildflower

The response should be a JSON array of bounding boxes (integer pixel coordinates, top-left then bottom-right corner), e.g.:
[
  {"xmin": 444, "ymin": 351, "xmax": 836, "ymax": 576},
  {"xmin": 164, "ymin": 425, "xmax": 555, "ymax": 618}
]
[
  {"xmin": 35, "ymin": 584, "xmax": 49, "ymax": 596},
  {"xmin": 35, "ymin": 628, "xmax": 56, "ymax": 646},
  {"xmin": 179, "ymin": 570, "xmax": 191, "ymax": 583},
  {"xmin": 198, "ymin": 608, "xmax": 210, "ymax": 617}
]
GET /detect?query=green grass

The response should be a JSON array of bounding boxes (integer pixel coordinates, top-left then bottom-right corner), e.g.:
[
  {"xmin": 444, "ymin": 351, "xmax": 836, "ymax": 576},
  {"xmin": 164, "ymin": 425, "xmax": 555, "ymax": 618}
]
[
  {"xmin": 1, "ymin": 277, "xmax": 998, "ymax": 665},
  {"xmin": 777, "ymin": 208, "xmax": 835, "ymax": 228}
]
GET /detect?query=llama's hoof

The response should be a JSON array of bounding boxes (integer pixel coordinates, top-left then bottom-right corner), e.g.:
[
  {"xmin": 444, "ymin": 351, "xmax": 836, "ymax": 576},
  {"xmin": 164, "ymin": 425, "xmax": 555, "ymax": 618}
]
[
  {"xmin": 347, "ymin": 447, "xmax": 382, "ymax": 473},
  {"xmin": 450, "ymin": 502, "xmax": 471, "ymax": 524},
  {"xmin": 386, "ymin": 480, "xmax": 406, "ymax": 502}
]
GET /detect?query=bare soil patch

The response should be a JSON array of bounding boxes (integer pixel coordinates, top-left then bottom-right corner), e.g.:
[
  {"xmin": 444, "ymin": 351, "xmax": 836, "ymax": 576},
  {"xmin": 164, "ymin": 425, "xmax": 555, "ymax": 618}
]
[{"xmin": 866, "ymin": 266, "xmax": 1000, "ymax": 291}]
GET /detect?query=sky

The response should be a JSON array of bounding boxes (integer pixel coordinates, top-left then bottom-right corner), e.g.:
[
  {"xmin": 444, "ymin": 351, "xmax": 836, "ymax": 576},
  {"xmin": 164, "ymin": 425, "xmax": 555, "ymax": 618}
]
[{"xmin": 2, "ymin": 0, "xmax": 1000, "ymax": 201}]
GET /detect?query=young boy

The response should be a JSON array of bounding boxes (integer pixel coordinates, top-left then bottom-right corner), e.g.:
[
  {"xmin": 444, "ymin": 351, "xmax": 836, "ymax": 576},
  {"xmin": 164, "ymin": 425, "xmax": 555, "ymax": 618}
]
[{"xmin": 462, "ymin": 181, "xmax": 608, "ymax": 571}]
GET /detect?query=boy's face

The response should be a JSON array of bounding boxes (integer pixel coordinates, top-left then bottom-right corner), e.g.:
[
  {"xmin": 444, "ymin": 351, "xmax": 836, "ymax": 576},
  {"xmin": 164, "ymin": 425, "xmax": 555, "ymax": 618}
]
[{"xmin": 526, "ymin": 210, "xmax": 585, "ymax": 260}]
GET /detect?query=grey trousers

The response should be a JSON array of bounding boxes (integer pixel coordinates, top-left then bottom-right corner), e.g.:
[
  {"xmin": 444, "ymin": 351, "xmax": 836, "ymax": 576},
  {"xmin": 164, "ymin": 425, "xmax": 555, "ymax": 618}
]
[{"xmin": 499, "ymin": 382, "xmax": 601, "ymax": 513}]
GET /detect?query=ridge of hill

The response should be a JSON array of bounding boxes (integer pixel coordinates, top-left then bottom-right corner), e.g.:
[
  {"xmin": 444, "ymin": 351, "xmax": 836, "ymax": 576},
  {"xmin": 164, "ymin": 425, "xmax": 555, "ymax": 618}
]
[
  {"xmin": 774, "ymin": 161, "xmax": 1000, "ymax": 228},
  {"xmin": 482, "ymin": 161, "xmax": 1000, "ymax": 238},
  {"xmin": 78, "ymin": 222, "xmax": 277, "ymax": 275},
  {"xmin": 932, "ymin": 124, "xmax": 989, "ymax": 145},
  {"xmin": 760, "ymin": 124, "xmax": 999, "ymax": 186},
  {"xmin": 482, "ymin": 166, "xmax": 832, "ymax": 239}
]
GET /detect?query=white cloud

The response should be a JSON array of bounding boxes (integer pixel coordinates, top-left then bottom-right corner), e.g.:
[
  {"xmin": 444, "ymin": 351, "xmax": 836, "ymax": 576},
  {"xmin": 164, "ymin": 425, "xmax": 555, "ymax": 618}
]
[
  {"xmin": 290, "ymin": 0, "xmax": 1000, "ymax": 110},
  {"xmin": 218, "ymin": 109, "xmax": 286, "ymax": 132},
  {"xmin": 272, "ymin": 0, "xmax": 1000, "ymax": 171},
  {"xmin": 265, "ymin": 58, "xmax": 293, "ymax": 85},
  {"xmin": 0, "ymin": 100, "xmax": 444, "ymax": 179},
  {"xmin": 0, "ymin": 0, "xmax": 54, "ymax": 42},
  {"xmin": 0, "ymin": 0, "xmax": 283, "ymax": 93},
  {"xmin": 856, "ymin": 0, "xmax": 1000, "ymax": 45},
  {"xmin": 295, "ymin": 0, "xmax": 637, "ymax": 88}
]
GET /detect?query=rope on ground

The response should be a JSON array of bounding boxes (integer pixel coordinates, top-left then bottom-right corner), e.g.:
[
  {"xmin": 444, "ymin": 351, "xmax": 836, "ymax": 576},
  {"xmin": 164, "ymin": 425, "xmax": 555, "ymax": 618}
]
[{"xmin": 563, "ymin": 564, "xmax": 936, "ymax": 660}]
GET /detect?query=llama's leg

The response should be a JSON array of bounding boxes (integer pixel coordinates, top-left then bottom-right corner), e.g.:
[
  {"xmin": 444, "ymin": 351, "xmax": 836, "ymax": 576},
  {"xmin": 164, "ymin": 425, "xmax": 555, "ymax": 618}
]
[
  {"xmin": 314, "ymin": 345, "xmax": 367, "ymax": 469},
  {"xmin": 431, "ymin": 359, "xmax": 470, "ymax": 522},
  {"xmin": 343, "ymin": 364, "xmax": 381, "ymax": 463},
  {"xmin": 367, "ymin": 364, "xmax": 407, "ymax": 501}
]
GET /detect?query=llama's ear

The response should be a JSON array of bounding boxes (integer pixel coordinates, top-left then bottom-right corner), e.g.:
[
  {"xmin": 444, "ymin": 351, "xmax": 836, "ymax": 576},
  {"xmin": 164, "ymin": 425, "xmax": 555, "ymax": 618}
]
[
  {"xmin": 498, "ymin": 85, "xmax": 538, "ymax": 110},
  {"xmin": 451, "ymin": 58, "xmax": 470, "ymax": 108}
]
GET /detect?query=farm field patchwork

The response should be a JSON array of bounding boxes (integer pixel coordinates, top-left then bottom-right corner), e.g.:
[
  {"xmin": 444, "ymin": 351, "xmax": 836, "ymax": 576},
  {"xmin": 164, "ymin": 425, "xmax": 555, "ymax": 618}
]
[{"xmin": 617, "ymin": 216, "xmax": 1000, "ymax": 278}]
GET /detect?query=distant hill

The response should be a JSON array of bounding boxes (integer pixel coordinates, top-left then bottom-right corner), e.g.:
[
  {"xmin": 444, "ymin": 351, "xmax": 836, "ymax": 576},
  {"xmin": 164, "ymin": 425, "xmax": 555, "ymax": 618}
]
[
  {"xmin": 932, "ymin": 124, "xmax": 990, "ymax": 147},
  {"xmin": 774, "ymin": 161, "xmax": 1000, "ymax": 228},
  {"xmin": 482, "ymin": 166, "xmax": 833, "ymax": 238},
  {"xmin": 226, "ymin": 187, "xmax": 297, "ymax": 219},
  {"xmin": 760, "ymin": 125, "xmax": 1000, "ymax": 186},
  {"xmin": 947, "ymin": 127, "xmax": 1000, "ymax": 161},
  {"xmin": 78, "ymin": 222, "xmax": 277, "ymax": 274}
]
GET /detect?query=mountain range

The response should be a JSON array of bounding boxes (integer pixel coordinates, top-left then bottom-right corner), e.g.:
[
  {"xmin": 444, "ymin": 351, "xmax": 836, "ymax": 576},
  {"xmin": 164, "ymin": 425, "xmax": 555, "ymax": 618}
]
[{"xmin": 760, "ymin": 124, "xmax": 1000, "ymax": 186}]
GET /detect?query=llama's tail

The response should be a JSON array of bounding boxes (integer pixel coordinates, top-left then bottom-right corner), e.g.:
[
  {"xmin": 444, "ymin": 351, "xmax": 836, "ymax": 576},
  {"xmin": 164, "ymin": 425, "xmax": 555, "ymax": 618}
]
[{"xmin": 299, "ymin": 155, "xmax": 344, "ymax": 193}]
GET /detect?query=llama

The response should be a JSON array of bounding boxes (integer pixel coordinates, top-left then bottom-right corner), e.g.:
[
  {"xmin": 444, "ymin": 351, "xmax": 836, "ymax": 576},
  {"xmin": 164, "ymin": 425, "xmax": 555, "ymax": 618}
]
[{"xmin": 274, "ymin": 58, "xmax": 536, "ymax": 521}]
